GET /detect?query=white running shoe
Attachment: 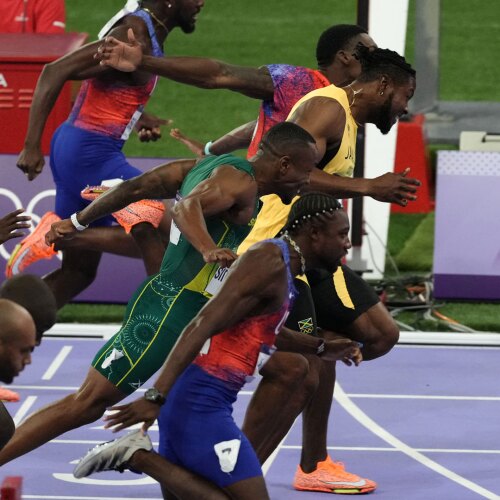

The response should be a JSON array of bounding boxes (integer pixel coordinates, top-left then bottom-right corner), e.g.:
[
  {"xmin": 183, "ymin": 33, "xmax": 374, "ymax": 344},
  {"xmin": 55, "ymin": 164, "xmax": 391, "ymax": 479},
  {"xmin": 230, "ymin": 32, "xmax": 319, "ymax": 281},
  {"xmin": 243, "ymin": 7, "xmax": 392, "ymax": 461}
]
[{"xmin": 73, "ymin": 429, "xmax": 152, "ymax": 479}]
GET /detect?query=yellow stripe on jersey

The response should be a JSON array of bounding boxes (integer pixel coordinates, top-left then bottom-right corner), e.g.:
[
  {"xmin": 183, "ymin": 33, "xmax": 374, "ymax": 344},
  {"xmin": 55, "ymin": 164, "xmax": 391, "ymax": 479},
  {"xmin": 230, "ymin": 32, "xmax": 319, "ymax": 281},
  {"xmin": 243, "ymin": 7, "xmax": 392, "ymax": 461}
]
[{"xmin": 333, "ymin": 267, "xmax": 355, "ymax": 309}]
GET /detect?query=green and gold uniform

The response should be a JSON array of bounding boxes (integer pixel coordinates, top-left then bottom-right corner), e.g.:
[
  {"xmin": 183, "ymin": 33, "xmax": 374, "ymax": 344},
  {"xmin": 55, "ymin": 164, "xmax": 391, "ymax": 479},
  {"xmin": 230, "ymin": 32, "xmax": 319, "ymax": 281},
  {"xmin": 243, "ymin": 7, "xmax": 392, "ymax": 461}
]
[{"xmin": 92, "ymin": 154, "xmax": 259, "ymax": 394}]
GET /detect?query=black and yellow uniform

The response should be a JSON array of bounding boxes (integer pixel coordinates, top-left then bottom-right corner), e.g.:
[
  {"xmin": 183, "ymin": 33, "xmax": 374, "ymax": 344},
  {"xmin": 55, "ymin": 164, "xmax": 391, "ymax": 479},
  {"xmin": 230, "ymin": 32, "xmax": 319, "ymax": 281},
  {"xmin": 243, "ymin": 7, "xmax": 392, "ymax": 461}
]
[{"xmin": 239, "ymin": 85, "xmax": 378, "ymax": 335}]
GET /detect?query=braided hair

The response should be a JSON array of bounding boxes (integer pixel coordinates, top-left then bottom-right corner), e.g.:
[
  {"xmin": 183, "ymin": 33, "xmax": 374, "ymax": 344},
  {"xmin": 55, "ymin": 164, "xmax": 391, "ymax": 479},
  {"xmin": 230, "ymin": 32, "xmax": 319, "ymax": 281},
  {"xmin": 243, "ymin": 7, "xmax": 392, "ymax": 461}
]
[
  {"xmin": 281, "ymin": 192, "xmax": 343, "ymax": 235},
  {"xmin": 316, "ymin": 24, "xmax": 368, "ymax": 68},
  {"xmin": 356, "ymin": 46, "xmax": 415, "ymax": 85}
]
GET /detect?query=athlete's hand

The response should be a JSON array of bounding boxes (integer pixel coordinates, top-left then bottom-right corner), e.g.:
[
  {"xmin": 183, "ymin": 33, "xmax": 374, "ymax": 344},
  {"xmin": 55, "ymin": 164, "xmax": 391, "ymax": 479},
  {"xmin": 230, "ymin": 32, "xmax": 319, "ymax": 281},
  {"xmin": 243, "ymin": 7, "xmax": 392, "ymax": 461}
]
[
  {"xmin": 340, "ymin": 343, "xmax": 363, "ymax": 366},
  {"xmin": 202, "ymin": 247, "xmax": 238, "ymax": 268},
  {"xmin": 45, "ymin": 219, "xmax": 77, "ymax": 245},
  {"xmin": 17, "ymin": 146, "xmax": 45, "ymax": 181},
  {"xmin": 0, "ymin": 209, "xmax": 31, "ymax": 244},
  {"xmin": 95, "ymin": 28, "xmax": 143, "ymax": 72},
  {"xmin": 322, "ymin": 338, "xmax": 362, "ymax": 365},
  {"xmin": 170, "ymin": 128, "xmax": 204, "ymax": 157},
  {"xmin": 135, "ymin": 112, "xmax": 172, "ymax": 142},
  {"xmin": 369, "ymin": 168, "xmax": 421, "ymax": 207},
  {"xmin": 103, "ymin": 398, "xmax": 161, "ymax": 433}
]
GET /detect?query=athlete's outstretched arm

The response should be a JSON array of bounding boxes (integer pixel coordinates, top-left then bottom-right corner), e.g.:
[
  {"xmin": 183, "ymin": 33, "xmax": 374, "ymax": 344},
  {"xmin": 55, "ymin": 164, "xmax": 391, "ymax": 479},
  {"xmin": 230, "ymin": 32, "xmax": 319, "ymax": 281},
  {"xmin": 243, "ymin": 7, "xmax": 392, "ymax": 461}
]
[
  {"xmin": 308, "ymin": 167, "xmax": 421, "ymax": 206},
  {"xmin": 103, "ymin": 244, "xmax": 286, "ymax": 432},
  {"xmin": 289, "ymin": 97, "xmax": 421, "ymax": 206},
  {"xmin": 96, "ymin": 28, "xmax": 275, "ymax": 100},
  {"xmin": 17, "ymin": 21, "xmax": 153, "ymax": 181},
  {"xmin": 45, "ymin": 159, "xmax": 196, "ymax": 244}
]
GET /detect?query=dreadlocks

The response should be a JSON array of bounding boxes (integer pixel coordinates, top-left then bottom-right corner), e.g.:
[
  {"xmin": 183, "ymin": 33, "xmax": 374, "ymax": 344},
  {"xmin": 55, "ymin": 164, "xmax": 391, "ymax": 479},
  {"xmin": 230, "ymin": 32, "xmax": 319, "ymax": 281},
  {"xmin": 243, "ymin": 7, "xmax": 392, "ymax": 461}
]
[{"xmin": 356, "ymin": 46, "xmax": 416, "ymax": 85}]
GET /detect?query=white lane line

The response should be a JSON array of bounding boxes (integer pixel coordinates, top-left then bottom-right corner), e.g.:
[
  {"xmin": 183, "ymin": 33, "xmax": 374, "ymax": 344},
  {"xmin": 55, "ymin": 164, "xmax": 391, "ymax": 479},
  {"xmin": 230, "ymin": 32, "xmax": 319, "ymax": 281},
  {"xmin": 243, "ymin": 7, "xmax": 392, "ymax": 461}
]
[
  {"xmin": 262, "ymin": 429, "xmax": 294, "ymax": 477},
  {"xmin": 9, "ymin": 385, "xmax": 500, "ymax": 403},
  {"xmin": 349, "ymin": 394, "xmax": 500, "ymax": 401},
  {"xmin": 50, "ymin": 439, "xmax": 159, "ymax": 446},
  {"xmin": 12, "ymin": 396, "xmax": 37, "ymax": 425},
  {"xmin": 281, "ymin": 445, "xmax": 500, "ymax": 454},
  {"xmin": 51, "ymin": 440, "xmax": 500, "ymax": 455},
  {"xmin": 8, "ymin": 384, "xmax": 147, "ymax": 392},
  {"xmin": 41, "ymin": 346, "xmax": 73, "ymax": 380},
  {"xmin": 23, "ymin": 496, "xmax": 162, "ymax": 500},
  {"xmin": 335, "ymin": 382, "xmax": 498, "ymax": 499}
]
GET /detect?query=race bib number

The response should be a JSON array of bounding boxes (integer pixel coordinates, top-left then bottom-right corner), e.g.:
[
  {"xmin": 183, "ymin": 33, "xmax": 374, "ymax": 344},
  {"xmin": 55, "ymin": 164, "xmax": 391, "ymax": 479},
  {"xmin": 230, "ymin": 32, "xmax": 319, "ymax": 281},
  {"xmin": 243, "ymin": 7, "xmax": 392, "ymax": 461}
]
[{"xmin": 205, "ymin": 265, "xmax": 230, "ymax": 296}]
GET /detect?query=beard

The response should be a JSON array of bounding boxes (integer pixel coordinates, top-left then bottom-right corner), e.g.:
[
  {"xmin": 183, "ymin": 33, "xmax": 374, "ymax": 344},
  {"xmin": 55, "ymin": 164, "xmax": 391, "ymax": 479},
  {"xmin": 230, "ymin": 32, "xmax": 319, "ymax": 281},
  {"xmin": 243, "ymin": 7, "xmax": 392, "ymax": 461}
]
[
  {"xmin": 375, "ymin": 95, "xmax": 394, "ymax": 135},
  {"xmin": 179, "ymin": 17, "xmax": 196, "ymax": 33}
]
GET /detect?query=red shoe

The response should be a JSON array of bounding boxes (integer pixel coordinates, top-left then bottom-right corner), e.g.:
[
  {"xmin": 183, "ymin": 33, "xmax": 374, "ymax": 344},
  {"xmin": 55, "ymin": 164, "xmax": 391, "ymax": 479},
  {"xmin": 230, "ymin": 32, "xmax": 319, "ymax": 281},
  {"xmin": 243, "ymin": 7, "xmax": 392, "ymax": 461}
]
[
  {"xmin": 0, "ymin": 387, "xmax": 20, "ymax": 403},
  {"xmin": 81, "ymin": 185, "xmax": 110, "ymax": 201},
  {"xmin": 293, "ymin": 456, "xmax": 377, "ymax": 494},
  {"xmin": 5, "ymin": 212, "xmax": 59, "ymax": 278}
]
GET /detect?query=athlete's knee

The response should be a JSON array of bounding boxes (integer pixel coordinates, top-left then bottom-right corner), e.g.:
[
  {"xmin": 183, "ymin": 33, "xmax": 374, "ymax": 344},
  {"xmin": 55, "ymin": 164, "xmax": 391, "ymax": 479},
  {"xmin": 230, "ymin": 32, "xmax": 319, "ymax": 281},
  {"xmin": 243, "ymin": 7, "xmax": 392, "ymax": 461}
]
[
  {"xmin": 67, "ymin": 387, "xmax": 113, "ymax": 424},
  {"xmin": 131, "ymin": 221, "xmax": 156, "ymax": 236},
  {"xmin": 300, "ymin": 356, "xmax": 322, "ymax": 396},
  {"xmin": 261, "ymin": 352, "xmax": 309, "ymax": 385}
]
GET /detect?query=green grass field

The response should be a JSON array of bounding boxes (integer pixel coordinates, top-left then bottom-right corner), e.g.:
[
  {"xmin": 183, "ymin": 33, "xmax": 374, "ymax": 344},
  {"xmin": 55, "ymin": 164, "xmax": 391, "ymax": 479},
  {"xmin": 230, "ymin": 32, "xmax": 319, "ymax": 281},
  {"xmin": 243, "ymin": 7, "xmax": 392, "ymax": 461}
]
[{"xmin": 56, "ymin": 0, "xmax": 500, "ymax": 331}]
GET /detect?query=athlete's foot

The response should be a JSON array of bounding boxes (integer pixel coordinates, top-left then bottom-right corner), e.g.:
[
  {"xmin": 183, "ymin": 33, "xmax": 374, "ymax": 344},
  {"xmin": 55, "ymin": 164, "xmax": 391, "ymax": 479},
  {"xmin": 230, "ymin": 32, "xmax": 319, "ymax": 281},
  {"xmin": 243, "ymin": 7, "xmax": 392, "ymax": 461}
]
[
  {"xmin": 293, "ymin": 456, "xmax": 376, "ymax": 494},
  {"xmin": 73, "ymin": 429, "xmax": 152, "ymax": 479},
  {"xmin": 0, "ymin": 387, "xmax": 20, "ymax": 403},
  {"xmin": 81, "ymin": 186, "xmax": 165, "ymax": 234},
  {"xmin": 5, "ymin": 212, "xmax": 59, "ymax": 277}
]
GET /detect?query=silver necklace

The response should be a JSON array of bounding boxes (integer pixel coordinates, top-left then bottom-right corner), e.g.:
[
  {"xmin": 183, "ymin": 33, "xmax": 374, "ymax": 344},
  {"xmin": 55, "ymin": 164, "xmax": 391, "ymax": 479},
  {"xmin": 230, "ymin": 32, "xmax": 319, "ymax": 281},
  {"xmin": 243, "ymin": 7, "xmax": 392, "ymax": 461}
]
[
  {"xmin": 282, "ymin": 232, "xmax": 306, "ymax": 275},
  {"xmin": 346, "ymin": 84, "xmax": 362, "ymax": 107}
]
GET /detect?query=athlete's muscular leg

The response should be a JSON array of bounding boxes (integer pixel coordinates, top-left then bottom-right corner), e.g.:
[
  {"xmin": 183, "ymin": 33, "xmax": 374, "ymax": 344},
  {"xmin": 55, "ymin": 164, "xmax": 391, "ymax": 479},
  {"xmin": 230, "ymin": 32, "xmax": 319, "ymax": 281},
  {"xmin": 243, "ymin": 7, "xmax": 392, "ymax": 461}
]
[
  {"xmin": 224, "ymin": 476, "xmax": 270, "ymax": 500},
  {"xmin": 55, "ymin": 226, "xmax": 142, "ymax": 258},
  {"xmin": 242, "ymin": 352, "xmax": 319, "ymax": 464},
  {"xmin": 0, "ymin": 402, "xmax": 15, "ymax": 451},
  {"xmin": 128, "ymin": 450, "xmax": 230, "ymax": 500},
  {"xmin": 130, "ymin": 221, "xmax": 166, "ymax": 275},
  {"xmin": 54, "ymin": 205, "xmax": 172, "ymax": 262},
  {"xmin": 299, "ymin": 354, "xmax": 336, "ymax": 471},
  {"xmin": 44, "ymin": 248, "xmax": 102, "ymax": 309},
  {"xmin": 299, "ymin": 304, "xmax": 399, "ymax": 470},
  {"xmin": 0, "ymin": 367, "xmax": 126, "ymax": 466}
]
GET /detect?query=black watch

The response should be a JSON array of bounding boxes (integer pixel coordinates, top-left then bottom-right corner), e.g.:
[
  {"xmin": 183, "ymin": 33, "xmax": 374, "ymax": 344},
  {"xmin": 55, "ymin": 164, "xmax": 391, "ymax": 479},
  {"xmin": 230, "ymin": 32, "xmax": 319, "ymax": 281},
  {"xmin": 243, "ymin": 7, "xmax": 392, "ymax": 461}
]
[{"xmin": 144, "ymin": 387, "xmax": 166, "ymax": 406}]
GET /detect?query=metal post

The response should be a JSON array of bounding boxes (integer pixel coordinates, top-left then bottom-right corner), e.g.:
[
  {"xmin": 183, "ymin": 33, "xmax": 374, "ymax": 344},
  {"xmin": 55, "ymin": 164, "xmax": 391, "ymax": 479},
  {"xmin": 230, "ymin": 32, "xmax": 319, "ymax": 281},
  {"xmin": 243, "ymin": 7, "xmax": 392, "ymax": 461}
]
[
  {"xmin": 349, "ymin": 0, "xmax": 370, "ymax": 273},
  {"xmin": 410, "ymin": 0, "xmax": 441, "ymax": 113}
]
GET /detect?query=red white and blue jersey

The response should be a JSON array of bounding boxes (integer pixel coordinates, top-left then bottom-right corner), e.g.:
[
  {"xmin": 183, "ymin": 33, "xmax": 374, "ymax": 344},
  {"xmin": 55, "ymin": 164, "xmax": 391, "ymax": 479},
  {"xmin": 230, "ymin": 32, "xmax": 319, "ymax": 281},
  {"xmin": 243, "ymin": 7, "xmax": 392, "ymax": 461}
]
[
  {"xmin": 193, "ymin": 238, "xmax": 297, "ymax": 391},
  {"xmin": 247, "ymin": 64, "xmax": 330, "ymax": 158},
  {"xmin": 67, "ymin": 10, "xmax": 163, "ymax": 141}
]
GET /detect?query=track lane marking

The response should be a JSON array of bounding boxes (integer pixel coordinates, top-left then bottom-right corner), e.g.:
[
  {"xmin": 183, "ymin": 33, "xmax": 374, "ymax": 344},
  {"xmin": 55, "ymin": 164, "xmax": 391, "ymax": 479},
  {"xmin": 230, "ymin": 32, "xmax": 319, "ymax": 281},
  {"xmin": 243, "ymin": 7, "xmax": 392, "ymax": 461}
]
[{"xmin": 335, "ymin": 382, "xmax": 498, "ymax": 499}]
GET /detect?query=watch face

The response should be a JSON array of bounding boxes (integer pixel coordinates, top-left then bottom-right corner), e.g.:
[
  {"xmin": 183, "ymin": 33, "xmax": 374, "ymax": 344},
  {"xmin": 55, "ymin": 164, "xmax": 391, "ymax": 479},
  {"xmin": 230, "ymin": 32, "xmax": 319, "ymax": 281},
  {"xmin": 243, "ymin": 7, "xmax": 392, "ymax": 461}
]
[
  {"xmin": 145, "ymin": 388, "xmax": 159, "ymax": 400},
  {"xmin": 144, "ymin": 388, "xmax": 164, "ymax": 404}
]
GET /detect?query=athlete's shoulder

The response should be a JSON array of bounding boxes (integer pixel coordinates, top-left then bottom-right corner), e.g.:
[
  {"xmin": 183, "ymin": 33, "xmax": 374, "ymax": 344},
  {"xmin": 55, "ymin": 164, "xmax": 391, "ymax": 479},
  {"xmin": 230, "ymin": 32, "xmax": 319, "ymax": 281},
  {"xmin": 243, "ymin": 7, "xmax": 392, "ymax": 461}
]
[
  {"xmin": 265, "ymin": 64, "xmax": 313, "ymax": 81},
  {"xmin": 244, "ymin": 239, "xmax": 286, "ymax": 270}
]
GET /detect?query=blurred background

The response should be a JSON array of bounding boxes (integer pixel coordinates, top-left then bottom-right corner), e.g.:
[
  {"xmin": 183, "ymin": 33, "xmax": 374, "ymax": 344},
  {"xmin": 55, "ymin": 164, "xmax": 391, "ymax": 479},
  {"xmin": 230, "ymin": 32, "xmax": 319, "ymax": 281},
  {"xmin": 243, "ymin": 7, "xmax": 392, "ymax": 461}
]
[{"xmin": 2, "ymin": 0, "xmax": 500, "ymax": 331}]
